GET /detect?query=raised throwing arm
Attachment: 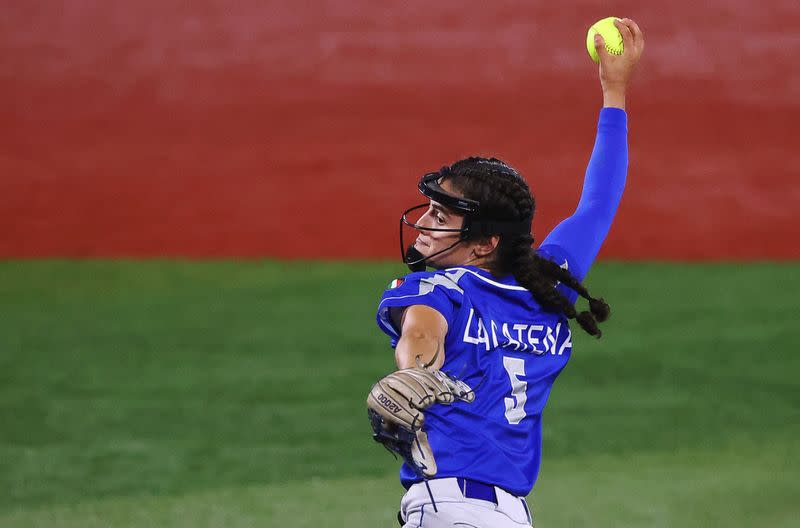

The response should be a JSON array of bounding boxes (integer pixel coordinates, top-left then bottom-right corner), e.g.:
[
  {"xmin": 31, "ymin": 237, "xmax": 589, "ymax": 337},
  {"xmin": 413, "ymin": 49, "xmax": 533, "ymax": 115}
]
[{"xmin": 539, "ymin": 18, "xmax": 644, "ymax": 281}]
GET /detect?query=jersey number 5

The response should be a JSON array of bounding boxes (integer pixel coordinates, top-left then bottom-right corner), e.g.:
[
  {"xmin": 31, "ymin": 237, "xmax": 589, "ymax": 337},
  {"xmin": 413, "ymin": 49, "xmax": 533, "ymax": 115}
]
[{"xmin": 502, "ymin": 356, "xmax": 527, "ymax": 425}]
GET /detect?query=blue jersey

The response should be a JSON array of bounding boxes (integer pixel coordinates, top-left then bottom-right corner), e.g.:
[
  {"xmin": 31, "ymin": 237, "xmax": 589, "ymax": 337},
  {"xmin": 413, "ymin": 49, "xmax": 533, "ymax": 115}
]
[
  {"xmin": 377, "ymin": 247, "xmax": 579, "ymax": 496},
  {"xmin": 374, "ymin": 107, "xmax": 629, "ymax": 496}
]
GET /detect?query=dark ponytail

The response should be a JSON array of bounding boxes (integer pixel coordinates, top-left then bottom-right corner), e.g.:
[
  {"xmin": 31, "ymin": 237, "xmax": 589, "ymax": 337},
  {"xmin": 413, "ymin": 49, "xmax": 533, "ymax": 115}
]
[{"xmin": 445, "ymin": 157, "xmax": 610, "ymax": 337}]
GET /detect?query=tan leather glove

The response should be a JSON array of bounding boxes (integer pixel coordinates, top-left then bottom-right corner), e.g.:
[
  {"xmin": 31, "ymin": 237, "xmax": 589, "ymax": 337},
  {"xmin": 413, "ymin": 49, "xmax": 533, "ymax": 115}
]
[{"xmin": 367, "ymin": 367, "xmax": 474, "ymax": 477}]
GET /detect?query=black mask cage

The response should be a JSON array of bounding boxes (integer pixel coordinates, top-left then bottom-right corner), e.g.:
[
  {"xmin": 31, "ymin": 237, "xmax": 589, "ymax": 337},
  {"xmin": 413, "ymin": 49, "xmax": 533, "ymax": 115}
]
[{"xmin": 399, "ymin": 169, "xmax": 533, "ymax": 271}]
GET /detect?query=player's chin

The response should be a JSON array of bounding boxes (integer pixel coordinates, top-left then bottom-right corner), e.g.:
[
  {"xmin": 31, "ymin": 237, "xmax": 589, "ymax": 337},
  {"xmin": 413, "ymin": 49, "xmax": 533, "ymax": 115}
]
[
  {"xmin": 421, "ymin": 247, "xmax": 448, "ymax": 269},
  {"xmin": 412, "ymin": 239, "xmax": 433, "ymax": 257},
  {"xmin": 414, "ymin": 234, "xmax": 431, "ymax": 247}
]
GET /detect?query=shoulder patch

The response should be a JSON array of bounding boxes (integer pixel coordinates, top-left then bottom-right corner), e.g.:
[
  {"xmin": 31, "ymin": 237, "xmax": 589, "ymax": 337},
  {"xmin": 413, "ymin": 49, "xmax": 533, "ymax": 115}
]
[
  {"xmin": 388, "ymin": 278, "xmax": 405, "ymax": 289},
  {"xmin": 418, "ymin": 271, "xmax": 465, "ymax": 295}
]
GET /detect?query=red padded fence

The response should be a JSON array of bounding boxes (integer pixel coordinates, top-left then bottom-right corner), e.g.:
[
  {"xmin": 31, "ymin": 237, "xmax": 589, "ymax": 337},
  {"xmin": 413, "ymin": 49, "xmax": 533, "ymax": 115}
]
[{"xmin": 2, "ymin": 1, "xmax": 798, "ymax": 259}]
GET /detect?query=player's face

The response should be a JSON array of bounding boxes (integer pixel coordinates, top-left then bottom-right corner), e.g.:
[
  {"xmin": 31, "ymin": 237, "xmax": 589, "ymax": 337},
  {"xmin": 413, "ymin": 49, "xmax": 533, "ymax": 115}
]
[{"xmin": 412, "ymin": 180, "xmax": 480, "ymax": 268}]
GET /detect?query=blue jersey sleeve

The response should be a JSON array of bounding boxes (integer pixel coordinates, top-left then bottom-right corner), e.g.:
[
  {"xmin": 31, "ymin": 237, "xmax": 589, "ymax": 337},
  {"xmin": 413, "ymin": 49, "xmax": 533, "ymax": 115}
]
[
  {"xmin": 375, "ymin": 271, "xmax": 464, "ymax": 347},
  {"xmin": 535, "ymin": 245, "xmax": 580, "ymax": 305},
  {"xmin": 539, "ymin": 107, "xmax": 628, "ymax": 281}
]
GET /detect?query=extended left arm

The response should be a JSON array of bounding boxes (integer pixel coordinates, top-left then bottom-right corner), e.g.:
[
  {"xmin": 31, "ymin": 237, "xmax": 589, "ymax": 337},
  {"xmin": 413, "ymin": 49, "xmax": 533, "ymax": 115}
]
[{"xmin": 368, "ymin": 304, "xmax": 469, "ymax": 479}]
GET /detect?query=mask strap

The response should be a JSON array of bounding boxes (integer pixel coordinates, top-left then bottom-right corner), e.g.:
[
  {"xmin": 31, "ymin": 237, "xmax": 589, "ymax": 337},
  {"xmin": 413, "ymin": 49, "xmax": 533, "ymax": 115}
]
[{"xmin": 403, "ymin": 239, "xmax": 466, "ymax": 272}]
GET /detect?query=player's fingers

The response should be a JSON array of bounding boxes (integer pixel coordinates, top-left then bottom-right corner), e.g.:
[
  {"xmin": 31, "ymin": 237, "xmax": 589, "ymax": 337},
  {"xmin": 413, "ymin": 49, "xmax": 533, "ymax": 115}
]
[
  {"xmin": 593, "ymin": 33, "xmax": 609, "ymax": 58},
  {"xmin": 627, "ymin": 18, "xmax": 645, "ymax": 54},
  {"xmin": 456, "ymin": 387, "xmax": 476, "ymax": 403},
  {"xmin": 441, "ymin": 376, "xmax": 475, "ymax": 403},
  {"xmin": 615, "ymin": 18, "xmax": 634, "ymax": 52},
  {"xmin": 387, "ymin": 372, "xmax": 437, "ymax": 409},
  {"xmin": 432, "ymin": 370, "xmax": 476, "ymax": 404},
  {"xmin": 402, "ymin": 369, "xmax": 453, "ymax": 405}
]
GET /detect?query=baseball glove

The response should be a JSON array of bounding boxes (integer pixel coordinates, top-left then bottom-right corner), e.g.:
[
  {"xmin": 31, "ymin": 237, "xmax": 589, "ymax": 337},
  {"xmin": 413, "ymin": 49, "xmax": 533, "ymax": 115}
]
[{"xmin": 367, "ymin": 367, "xmax": 475, "ymax": 478}]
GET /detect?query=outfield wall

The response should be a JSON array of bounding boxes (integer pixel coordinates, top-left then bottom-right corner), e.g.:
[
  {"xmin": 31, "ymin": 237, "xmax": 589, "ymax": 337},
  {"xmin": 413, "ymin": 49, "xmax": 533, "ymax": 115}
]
[{"xmin": 2, "ymin": 1, "xmax": 798, "ymax": 259}]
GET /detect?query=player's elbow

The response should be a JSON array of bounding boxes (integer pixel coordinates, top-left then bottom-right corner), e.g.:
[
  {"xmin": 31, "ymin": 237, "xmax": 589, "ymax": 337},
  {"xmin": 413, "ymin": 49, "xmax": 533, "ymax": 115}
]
[
  {"xmin": 395, "ymin": 328, "xmax": 445, "ymax": 370},
  {"xmin": 403, "ymin": 327, "xmax": 434, "ymax": 342}
]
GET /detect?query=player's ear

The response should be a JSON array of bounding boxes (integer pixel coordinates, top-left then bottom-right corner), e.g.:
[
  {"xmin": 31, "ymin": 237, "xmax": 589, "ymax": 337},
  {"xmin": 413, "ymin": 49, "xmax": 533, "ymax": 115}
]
[{"xmin": 472, "ymin": 235, "xmax": 500, "ymax": 258}]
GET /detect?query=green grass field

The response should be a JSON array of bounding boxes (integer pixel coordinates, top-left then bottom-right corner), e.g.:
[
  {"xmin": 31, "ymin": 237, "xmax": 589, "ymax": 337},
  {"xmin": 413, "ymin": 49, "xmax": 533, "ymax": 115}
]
[{"xmin": 1, "ymin": 261, "xmax": 798, "ymax": 527}]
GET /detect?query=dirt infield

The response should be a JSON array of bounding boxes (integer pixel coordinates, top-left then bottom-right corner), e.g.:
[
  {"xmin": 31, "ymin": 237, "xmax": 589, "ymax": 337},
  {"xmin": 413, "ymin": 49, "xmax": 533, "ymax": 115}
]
[{"xmin": 2, "ymin": 2, "xmax": 798, "ymax": 259}]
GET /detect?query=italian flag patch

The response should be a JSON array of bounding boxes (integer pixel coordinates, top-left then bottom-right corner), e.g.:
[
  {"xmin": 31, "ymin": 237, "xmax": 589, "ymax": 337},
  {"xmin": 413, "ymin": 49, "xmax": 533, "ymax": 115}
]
[{"xmin": 388, "ymin": 278, "xmax": 404, "ymax": 289}]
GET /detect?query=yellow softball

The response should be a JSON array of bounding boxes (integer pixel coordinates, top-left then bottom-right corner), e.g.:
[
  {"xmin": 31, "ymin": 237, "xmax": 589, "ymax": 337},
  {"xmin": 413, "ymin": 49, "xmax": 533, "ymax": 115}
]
[{"xmin": 586, "ymin": 17, "xmax": 624, "ymax": 63}]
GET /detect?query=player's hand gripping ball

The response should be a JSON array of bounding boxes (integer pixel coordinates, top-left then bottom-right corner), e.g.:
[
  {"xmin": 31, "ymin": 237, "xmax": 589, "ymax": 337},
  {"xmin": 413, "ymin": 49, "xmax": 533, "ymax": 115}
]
[{"xmin": 586, "ymin": 17, "xmax": 624, "ymax": 63}]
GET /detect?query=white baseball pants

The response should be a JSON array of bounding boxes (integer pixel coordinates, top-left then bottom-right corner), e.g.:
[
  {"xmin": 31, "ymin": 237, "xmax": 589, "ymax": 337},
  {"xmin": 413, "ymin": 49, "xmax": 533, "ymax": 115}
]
[{"xmin": 400, "ymin": 478, "xmax": 533, "ymax": 528}]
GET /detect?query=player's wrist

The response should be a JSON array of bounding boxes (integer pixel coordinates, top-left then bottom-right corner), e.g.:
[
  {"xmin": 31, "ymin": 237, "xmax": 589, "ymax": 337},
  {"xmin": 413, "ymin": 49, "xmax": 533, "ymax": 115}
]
[
  {"xmin": 602, "ymin": 87, "xmax": 626, "ymax": 109},
  {"xmin": 601, "ymin": 79, "xmax": 627, "ymax": 93}
]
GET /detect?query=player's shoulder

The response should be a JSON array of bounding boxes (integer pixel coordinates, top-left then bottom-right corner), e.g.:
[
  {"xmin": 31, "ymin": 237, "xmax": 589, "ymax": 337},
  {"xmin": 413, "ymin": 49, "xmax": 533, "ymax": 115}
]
[
  {"xmin": 536, "ymin": 245, "xmax": 577, "ymax": 276},
  {"xmin": 535, "ymin": 244, "xmax": 565, "ymax": 263},
  {"xmin": 536, "ymin": 244, "xmax": 582, "ymax": 303},
  {"xmin": 384, "ymin": 268, "xmax": 468, "ymax": 297}
]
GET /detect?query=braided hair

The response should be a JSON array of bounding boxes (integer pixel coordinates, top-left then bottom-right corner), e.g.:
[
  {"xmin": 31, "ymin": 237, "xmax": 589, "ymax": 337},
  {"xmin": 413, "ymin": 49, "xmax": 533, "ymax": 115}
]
[{"xmin": 444, "ymin": 157, "xmax": 610, "ymax": 337}]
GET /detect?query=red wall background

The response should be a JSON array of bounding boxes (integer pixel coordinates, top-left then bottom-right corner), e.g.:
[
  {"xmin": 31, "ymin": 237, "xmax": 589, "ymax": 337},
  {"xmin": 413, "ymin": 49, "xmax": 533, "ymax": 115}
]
[{"xmin": 2, "ymin": 1, "xmax": 798, "ymax": 259}]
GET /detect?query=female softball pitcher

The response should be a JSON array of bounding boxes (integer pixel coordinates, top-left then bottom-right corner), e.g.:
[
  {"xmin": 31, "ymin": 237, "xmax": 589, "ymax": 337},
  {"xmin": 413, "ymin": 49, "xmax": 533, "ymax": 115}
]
[{"xmin": 367, "ymin": 18, "xmax": 644, "ymax": 528}]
